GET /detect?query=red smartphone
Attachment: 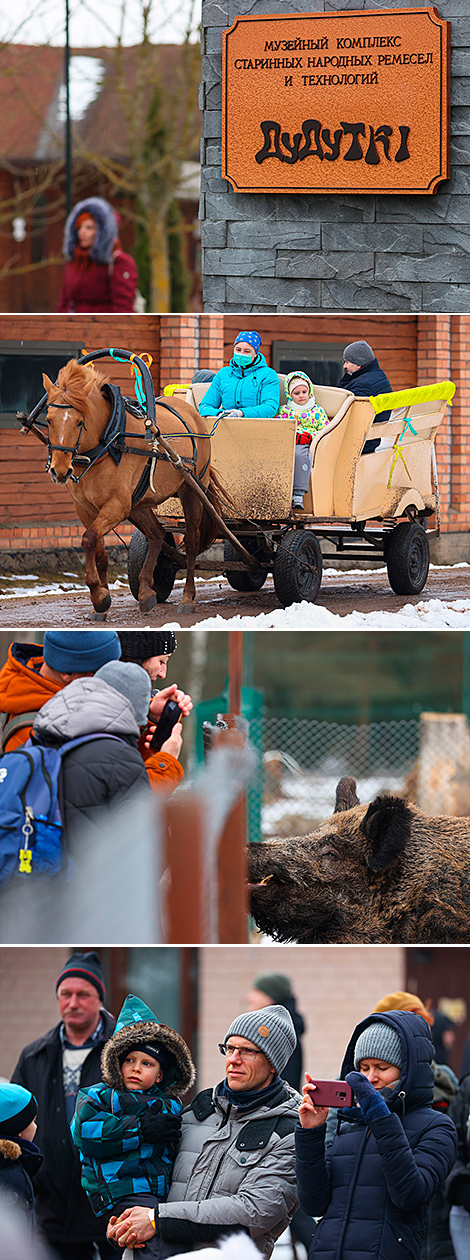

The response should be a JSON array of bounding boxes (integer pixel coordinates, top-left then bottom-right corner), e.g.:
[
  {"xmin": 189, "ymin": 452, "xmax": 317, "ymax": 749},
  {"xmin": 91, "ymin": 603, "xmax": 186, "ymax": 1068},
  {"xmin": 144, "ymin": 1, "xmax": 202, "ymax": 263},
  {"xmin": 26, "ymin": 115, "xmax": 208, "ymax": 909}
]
[{"xmin": 305, "ymin": 1080, "xmax": 353, "ymax": 1108}]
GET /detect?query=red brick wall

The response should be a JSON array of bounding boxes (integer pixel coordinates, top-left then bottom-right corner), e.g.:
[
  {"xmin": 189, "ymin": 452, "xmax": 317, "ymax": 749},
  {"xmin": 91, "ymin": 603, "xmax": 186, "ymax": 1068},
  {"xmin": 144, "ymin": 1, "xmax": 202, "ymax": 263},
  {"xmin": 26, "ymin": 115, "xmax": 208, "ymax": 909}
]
[{"xmin": 223, "ymin": 315, "xmax": 418, "ymax": 389}]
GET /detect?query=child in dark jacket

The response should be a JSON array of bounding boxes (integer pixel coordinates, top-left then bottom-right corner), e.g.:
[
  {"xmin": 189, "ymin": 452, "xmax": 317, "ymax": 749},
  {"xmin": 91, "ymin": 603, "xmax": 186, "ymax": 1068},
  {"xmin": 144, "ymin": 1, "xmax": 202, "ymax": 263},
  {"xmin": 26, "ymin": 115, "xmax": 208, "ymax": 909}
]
[
  {"xmin": 72, "ymin": 994, "xmax": 195, "ymax": 1257},
  {"xmin": 0, "ymin": 1083, "xmax": 42, "ymax": 1230},
  {"xmin": 295, "ymin": 1010, "xmax": 457, "ymax": 1260}
]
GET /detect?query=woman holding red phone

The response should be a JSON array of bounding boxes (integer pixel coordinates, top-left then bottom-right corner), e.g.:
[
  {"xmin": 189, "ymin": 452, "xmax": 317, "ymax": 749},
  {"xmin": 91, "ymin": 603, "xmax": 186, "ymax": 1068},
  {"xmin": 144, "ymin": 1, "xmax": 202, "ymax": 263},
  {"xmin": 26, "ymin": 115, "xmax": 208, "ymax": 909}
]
[{"xmin": 295, "ymin": 1010, "xmax": 457, "ymax": 1260}]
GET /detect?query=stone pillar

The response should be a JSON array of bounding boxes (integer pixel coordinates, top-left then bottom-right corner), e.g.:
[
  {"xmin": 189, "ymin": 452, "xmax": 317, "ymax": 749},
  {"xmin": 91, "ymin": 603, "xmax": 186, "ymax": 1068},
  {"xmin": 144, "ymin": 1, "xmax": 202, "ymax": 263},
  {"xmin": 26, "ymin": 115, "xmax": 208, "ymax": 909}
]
[
  {"xmin": 416, "ymin": 712, "xmax": 470, "ymax": 816},
  {"xmin": 201, "ymin": 0, "xmax": 470, "ymax": 312}
]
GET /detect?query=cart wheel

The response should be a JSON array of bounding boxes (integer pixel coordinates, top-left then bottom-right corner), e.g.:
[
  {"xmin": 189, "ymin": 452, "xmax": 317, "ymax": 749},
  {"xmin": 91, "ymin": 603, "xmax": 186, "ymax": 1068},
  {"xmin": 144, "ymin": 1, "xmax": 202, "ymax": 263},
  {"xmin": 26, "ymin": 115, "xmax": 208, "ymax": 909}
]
[
  {"xmin": 223, "ymin": 540, "xmax": 268, "ymax": 591},
  {"xmin": 128, "ymin": 529, "xmax": 178, "ymax": 603},
  {"xmin": 385, "ymin": 522, "xmax": 430, "ymax": 595},
  {"xmin": 273, "ymin": 529, "xmax": 322, "ymax": 607}
]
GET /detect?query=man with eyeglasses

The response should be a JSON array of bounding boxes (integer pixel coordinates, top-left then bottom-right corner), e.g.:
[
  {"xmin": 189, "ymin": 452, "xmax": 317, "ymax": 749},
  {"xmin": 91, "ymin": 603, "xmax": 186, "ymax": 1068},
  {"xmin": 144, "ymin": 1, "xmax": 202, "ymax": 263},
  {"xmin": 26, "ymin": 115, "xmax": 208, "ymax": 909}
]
[{"xmin": 108, "ymin": 1005, "xmax": 301, "ymax": 1257}]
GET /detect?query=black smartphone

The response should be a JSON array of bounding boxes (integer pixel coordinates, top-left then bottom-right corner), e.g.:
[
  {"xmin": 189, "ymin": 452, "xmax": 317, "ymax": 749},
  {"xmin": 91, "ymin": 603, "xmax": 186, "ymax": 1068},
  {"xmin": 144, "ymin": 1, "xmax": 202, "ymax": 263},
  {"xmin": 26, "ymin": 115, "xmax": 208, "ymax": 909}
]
[{"xmin": 149, "ymin": 699, "xmax": 183, "ymax": 750}]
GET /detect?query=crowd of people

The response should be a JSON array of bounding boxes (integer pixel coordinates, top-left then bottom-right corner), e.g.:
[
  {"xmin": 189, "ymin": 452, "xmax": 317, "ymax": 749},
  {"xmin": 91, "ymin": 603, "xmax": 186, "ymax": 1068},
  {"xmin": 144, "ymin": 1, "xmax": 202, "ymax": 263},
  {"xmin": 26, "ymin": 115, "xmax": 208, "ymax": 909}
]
[
  {"xmin": 2, "ymin": 958, "xmax": 470, "ymax": 1260},
  {"xmin": 0, "ymin": 631, "xmax": 192, "ymax": 879}
]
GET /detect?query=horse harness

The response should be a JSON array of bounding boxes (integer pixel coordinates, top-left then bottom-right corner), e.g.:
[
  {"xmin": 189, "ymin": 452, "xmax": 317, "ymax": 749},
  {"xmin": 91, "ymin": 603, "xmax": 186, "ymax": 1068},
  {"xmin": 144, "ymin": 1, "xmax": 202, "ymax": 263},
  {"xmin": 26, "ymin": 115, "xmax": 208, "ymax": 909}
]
[{"xmin": 34, "ymin": 388, "xmax": 211, "ymax": 506}]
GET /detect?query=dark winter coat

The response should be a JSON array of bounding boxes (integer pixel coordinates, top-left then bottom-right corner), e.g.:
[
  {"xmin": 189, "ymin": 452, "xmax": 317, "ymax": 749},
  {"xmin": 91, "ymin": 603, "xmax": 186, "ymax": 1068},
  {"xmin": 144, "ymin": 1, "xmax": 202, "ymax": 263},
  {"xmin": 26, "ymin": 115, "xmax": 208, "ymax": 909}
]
[
  {"xmin": 444, "ymin": 1072, "xmax": 470, "ymax": 1211},
  {"xmin": 58, "ymin": 197, "xmax": 138, "ymax": 313},
  {"xmin": 0, "ymin": 1135, "xmax": 43, "ymax": 1228},
  {"xmin": 295, "ymin": 1011, "xmax": 457, "ymax": 1260},
  {"xmin": 338, "ymin": 358, "xmax": 393, "ymax": 450},
  {"xmin": 283, "ymin": 997, "xmax": 305, "ymax": 1093},
  {"xmin": 31, "ymin": 677, "xmax": 152, "ymax": 860},
  {"xmin": 11, "ymin": 1010, "xmax": 115, "ymax": 1246}
]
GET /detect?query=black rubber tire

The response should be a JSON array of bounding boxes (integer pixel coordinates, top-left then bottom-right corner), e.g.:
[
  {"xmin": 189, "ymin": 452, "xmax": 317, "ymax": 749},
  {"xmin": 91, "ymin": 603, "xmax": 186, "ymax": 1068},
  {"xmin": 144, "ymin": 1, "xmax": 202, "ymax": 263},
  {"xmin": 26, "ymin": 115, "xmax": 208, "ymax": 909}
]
[
  {"xmin": 273, "ymin": 529, "xmax": 323, "ymax": 607},
  {"xmin": 223, "ymin": 539, "xmax": 268, "ymax": 591},
  {"xmin": 385, "ymin": 522, "xmax": 430, "ymax": 595},
  {"xmin": 127, "ymin": 529, "xmax": 178, "ymax": 603}
]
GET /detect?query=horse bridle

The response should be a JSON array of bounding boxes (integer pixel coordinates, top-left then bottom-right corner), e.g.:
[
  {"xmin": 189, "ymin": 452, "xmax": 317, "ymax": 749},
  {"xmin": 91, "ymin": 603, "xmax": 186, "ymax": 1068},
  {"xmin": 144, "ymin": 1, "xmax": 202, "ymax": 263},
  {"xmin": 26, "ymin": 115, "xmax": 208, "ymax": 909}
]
[{"xmin": 43, "ymin": 401, "xmax": 88, "ymax": 479}]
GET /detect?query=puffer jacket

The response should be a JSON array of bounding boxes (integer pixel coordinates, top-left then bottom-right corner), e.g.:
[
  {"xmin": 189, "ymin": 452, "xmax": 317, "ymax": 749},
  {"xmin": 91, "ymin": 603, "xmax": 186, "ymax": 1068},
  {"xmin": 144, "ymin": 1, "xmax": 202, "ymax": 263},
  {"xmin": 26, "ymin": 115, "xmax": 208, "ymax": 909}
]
[
  {"xmin": 158, "ymin": 1078, "xmax": 301, "ymax": 1258},
  {"xmin": 296, "ymin": 1011, "xmax": 457, "ymax": 1260},
  {"xmin": 33, "ymin": 676, "xmax": 183, "ymax": 818},
  {"xmin": 0, "ymin": 1134, "xmax": 43, "ymax": 1227},
  {"xmin": 198, "ymin": 354, "xmax": 280, "ymax": 418},
  {"xmin": 338, "ymin": 357, "xmax": 393, "ymax": 448},
  {"xmin": 72, "ymin": 994, "xmax": 195, "ymax": 1216},
  {"xmin": 11, "ymin": 1010, "xmax": 116, "ymax": 1245},
  {"xmin": 444, "ymin": 1072, "xmax": 470, "ymax": 1210}
]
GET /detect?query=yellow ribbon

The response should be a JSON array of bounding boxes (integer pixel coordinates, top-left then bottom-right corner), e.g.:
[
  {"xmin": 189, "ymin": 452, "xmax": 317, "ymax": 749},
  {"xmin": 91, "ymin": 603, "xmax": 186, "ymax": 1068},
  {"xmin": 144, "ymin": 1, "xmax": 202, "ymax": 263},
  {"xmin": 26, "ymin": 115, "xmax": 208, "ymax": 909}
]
[
  {"xmin": 163, "ymin": 383, "xmax": 192, "ymax": 395},
  {"xmin": 387, "ymin": 442, "xmax": 413, "ymax": 490},
  {"xmin": 370, "ymin": 380, "xmax": 455, "ymax": 416}
]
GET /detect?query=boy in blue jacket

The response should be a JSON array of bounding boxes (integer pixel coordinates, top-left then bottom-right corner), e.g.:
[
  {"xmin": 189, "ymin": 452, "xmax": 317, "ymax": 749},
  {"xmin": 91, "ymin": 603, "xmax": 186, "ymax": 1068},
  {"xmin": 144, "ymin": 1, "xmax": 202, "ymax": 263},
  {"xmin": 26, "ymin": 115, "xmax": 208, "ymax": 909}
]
[{"xmin": 72, "ymin": 994, "xmax": 195, "ymax": 1258}]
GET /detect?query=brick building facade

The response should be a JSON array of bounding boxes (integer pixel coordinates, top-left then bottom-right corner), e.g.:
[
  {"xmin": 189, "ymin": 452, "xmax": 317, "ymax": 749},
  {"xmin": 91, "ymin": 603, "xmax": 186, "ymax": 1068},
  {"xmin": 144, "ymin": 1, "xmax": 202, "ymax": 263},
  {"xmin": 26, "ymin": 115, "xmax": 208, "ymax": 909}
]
[{"xmin": 0, "ymin": 312, "xmax": 468, "ymax": 566}]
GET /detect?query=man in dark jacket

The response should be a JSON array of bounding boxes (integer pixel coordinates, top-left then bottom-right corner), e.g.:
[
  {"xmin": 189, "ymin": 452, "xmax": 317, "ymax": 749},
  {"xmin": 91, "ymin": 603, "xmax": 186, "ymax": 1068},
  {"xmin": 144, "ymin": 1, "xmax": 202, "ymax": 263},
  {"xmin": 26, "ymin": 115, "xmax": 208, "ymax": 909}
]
[
  {"xmin": 11, "ymin": 951, "xmax": 115, "ymax": 1260},
  {"xmin": 338, "ymin": 339, "xmax": 393, "ymax": 452},
  {"xmin": 108, "ymin": 1005, "xmax": 301, "ymax": 1258}
]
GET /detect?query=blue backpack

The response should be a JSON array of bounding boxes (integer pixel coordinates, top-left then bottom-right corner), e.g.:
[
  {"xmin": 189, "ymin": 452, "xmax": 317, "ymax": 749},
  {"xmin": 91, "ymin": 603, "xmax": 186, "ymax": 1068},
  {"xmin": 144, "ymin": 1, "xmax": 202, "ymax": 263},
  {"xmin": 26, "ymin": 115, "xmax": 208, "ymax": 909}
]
[{"xmin": 0, "ymin": 735, "xmax": 124, "ymax": 886}]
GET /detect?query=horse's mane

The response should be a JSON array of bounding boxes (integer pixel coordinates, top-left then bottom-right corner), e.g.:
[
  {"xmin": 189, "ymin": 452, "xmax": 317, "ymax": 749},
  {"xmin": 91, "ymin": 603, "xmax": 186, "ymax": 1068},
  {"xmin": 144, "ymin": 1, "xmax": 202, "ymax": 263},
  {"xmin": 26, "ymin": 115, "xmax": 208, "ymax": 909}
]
[{"xmin": 48, "ymin": 360, "xmax": 109, "ymax": 412}]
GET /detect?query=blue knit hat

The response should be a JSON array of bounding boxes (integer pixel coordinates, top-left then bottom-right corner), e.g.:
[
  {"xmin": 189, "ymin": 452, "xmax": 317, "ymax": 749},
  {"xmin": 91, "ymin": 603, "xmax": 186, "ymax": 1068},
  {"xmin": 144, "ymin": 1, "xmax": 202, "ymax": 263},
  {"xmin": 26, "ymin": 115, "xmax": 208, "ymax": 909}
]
[
  {"xmin": 0, "ymin": 1084, "xmax": 37, "ymax": 1136},
  {"xmin": 43, "ymin": 631, "xmax": 121, "ymax": 673},
  {"xmin": 234, "ymin": 331, "xmax": 262, "ymax": 354}
]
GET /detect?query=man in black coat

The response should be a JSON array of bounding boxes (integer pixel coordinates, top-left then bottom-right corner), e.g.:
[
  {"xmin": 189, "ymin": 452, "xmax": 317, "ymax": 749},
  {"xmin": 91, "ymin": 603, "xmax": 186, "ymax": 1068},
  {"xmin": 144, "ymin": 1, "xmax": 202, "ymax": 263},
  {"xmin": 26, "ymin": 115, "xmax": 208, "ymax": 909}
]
[
  {"xmin": 11, "ymin": 951, "xmax": 115, "ymax": 1260},
  {"xmin": 338, "ymin": 339, "xmax": 393, "ymax": 451}
]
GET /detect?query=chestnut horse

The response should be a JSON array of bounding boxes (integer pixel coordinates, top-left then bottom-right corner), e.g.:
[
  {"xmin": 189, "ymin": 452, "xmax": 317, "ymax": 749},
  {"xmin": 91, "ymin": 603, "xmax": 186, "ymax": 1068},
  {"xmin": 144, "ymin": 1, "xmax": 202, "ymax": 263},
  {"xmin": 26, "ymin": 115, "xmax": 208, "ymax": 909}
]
[{"xmin": 42, "ymin": 359, "xmax": 223, "ymax": 616}]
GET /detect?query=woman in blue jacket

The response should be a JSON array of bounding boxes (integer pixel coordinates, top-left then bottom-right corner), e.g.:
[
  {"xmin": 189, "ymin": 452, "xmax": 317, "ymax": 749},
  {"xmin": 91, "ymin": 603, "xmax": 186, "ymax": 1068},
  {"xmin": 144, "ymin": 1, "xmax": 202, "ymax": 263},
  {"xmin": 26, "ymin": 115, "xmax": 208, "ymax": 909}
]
[
  {"xmin": 295, "ymin": 1010, "xmax": 457, "ymax": 1260},
  {"xmin": 198, "ymin": 331, "xmax": 280, "ymax": 419}
]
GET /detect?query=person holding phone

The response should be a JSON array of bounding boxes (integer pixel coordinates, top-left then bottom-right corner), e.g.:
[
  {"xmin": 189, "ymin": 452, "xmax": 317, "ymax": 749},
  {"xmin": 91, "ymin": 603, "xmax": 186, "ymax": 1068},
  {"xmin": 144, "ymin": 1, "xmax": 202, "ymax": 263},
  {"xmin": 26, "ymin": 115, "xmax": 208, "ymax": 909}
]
[{"xmin": 295, "ymin": 1010, "xmax": 457, "ymax": 1260}]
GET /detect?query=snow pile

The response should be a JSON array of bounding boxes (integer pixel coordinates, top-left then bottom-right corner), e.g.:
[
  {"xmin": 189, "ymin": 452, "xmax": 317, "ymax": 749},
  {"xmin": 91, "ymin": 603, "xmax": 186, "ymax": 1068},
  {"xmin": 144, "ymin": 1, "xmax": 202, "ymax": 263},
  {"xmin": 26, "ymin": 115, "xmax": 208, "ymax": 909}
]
[{"xmin": 163, "ymin": 597, "xmax": 470, "ymax": 632}]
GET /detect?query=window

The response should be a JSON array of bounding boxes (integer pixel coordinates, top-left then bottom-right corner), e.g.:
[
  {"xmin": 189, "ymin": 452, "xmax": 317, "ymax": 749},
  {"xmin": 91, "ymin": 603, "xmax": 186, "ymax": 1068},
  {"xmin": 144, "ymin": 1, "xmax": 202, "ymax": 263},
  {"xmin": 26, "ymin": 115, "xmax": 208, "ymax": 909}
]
[
  {"xmin": 0, "ymin": 341, "xmax": 84, "ymax": 426},
  {"xmin": 272, "ymin": 341, "xmax": 345, "ymax": 386}
]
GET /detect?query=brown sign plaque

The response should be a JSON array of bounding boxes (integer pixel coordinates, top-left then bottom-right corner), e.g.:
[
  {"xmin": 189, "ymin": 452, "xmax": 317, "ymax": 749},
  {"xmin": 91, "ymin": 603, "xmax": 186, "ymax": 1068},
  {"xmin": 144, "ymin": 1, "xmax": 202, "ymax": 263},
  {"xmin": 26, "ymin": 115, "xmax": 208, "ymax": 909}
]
[{"xmin": 222, "ymin": 7, "xmax": 450, "ymax": 194}]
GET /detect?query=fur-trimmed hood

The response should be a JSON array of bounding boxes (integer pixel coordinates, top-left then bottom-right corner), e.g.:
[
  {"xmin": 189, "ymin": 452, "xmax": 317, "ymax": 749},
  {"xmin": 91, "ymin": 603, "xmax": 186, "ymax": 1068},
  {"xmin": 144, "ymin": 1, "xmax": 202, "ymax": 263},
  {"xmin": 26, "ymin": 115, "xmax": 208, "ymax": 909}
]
[
  {"xmin": 0, "ymin": 1137, "xmax": 22, "ymax": 1161},
  {"xmin": 101, "ymin": 994, "xmax": 195, "ymax": 1099},
  {"xmin": 63, "ymin": 197, "xmax": 118, "ymax": 263}
]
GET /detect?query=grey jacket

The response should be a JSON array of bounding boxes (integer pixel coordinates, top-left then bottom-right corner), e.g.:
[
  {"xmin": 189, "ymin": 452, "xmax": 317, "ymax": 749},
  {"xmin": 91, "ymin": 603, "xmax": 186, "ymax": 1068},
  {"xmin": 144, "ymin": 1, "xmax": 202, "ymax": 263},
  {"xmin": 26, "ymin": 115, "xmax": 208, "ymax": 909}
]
[{"xmin": 158, "ymin": 1081, "xmax": 301, "ymax": 1258}]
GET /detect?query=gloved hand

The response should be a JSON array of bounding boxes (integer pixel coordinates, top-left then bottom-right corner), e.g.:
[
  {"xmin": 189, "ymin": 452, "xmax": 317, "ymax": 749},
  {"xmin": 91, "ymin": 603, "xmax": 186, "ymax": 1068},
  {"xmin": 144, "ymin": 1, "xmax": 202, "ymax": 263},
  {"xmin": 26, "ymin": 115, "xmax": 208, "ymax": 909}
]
[
  {"xmin": 218, "ymin": 409, "xmax": 244, "ymax": 418},
  {"xmin": 140, "ymin": 1108, "xmax": 182, "ymax": 1145},
  {"xmin": 345, "ymin": 1071, "xmax": 390, "ymax": 1121}
]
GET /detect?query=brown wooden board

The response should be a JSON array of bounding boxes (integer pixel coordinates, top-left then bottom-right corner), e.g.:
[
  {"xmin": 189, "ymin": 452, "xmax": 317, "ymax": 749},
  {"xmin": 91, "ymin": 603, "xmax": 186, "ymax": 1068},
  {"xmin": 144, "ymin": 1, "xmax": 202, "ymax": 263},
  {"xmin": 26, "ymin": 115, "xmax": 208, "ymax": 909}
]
[{"xmin": 222, "ymin": 7, "xmax": 450, "ymax": 194}]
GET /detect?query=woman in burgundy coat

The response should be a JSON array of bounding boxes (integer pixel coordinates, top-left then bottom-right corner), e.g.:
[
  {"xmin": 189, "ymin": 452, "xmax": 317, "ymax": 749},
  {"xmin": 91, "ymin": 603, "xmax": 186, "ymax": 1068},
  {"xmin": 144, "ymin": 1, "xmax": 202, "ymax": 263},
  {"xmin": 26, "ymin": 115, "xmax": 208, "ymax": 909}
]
[{"xmin": 58, "ymin": 197, "xmax": 138, "ymax": 313}]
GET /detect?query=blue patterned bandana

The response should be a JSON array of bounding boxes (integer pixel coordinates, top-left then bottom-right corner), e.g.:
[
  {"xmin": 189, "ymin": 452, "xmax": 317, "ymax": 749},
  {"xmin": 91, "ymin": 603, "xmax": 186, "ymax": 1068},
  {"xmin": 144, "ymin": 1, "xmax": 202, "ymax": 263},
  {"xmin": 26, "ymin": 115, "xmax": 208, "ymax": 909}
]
[{"xmin": 234, "ymin": 331, "xmax": 262, "ymax": 354}]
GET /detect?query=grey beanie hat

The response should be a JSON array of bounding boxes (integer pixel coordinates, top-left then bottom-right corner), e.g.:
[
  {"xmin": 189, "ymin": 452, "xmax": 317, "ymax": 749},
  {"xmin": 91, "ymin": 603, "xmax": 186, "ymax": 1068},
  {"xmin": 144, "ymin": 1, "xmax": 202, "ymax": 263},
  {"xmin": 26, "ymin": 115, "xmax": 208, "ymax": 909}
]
[
  {"xmin": 224, "ymin": 1005, "xmax": 296, "ymax": 1074},
  {"xmin": 343, "ymin": 340, "xmax": 375, "ymax": 367},
  {"xmin": 95, "ymin": 660, "xmax": 151, "ymax": 727},
  {"xmin": 354, "ymin": 1022, "xmax": 402, "ymax": 1070}
]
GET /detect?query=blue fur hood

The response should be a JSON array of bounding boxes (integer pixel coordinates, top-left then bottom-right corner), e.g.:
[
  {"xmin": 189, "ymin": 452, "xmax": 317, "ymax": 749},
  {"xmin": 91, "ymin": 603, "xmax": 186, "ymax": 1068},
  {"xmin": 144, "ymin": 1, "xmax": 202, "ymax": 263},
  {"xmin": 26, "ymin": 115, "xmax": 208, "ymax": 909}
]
[{"xmin": 63, "ymin": 197, "xmax": 118, "ymax": 263}]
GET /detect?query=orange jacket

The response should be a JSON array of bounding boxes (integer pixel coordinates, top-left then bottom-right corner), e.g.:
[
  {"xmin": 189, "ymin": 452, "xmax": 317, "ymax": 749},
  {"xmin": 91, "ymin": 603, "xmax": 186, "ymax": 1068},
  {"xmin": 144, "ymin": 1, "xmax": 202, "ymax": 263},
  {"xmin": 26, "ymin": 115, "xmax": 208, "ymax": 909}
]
[
  {"xmin": 0, "ymin": 642, "xmax": 62, "ymax": 750},
  {"xmin": 0, "ymin": 642, "xmax": 184, "ymax": 791}
]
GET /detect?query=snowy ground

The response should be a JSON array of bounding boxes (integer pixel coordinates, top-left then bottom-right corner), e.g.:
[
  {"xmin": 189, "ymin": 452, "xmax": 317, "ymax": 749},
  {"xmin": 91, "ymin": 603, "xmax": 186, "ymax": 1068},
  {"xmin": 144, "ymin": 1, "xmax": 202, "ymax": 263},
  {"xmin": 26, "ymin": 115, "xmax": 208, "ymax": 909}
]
[{"xmin": 160, "ymin": 595, "xmax": 470, "ymax": 631}]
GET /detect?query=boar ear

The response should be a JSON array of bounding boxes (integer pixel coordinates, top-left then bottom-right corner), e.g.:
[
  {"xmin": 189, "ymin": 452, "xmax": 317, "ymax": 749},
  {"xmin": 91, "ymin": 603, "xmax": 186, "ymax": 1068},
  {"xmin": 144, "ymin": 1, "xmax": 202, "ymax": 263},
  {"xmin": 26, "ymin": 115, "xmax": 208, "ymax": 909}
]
[
  {"xmin": 334, "ymin": 777, "xmax": 359, "ymax": 813},
  {"xmin": 360, "ymin": 795, "xmax": 413, "ymax": 872}
]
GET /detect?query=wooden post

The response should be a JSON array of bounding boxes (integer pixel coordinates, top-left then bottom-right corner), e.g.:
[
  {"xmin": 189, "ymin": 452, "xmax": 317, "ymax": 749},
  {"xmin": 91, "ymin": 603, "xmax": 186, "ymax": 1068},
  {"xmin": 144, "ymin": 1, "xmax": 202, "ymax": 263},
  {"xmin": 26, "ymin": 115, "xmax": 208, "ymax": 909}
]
[
  {"xmin": 229, "ymin": 630, "xmax": 243, "ymax": 714},
  {"xmin": 161, "ymin": 793, "xmax": 206, "ymax": 943},
  {"xmin": 212, "ymin": 725, "xmax": 248, "ymax": 943}
]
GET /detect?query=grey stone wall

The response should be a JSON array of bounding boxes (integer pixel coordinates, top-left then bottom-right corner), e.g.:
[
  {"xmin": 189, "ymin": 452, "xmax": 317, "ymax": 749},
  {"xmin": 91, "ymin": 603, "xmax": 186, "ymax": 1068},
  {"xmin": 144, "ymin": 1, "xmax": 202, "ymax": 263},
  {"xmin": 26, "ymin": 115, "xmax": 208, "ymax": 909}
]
[{"xmin": 200, "ymin": 0, "xmax": 470, "ymax": 311}]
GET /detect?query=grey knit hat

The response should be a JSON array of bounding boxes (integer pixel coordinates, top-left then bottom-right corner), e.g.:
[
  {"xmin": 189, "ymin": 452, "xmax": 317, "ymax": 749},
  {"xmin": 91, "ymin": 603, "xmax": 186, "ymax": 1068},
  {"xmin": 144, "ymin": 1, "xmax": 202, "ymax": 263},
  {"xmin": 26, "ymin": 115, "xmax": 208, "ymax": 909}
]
[
  {"xmin": 253, "ymin": 973, "xmax": 293, "ymax": 1005},
  {"xmin": 354, "ymin": 1022, "xmax": 402, "ymax": 1070},
  {"xmin": 95, "ymin": 660, "xmax": 151, "ymax": 727},
  {"xmin": 343, "ymin": 340, "xmax": 375, "ymax": 367},
  {"xmin": 224, "ymin": 1005, "xmax": 296, "ymax": 1074}
]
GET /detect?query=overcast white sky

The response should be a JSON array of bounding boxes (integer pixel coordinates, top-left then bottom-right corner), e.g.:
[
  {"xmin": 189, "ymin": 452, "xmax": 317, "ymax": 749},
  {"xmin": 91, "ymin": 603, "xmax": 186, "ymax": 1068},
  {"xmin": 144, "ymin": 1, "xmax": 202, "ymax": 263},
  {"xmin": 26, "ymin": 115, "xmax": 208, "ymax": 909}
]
[{"xmin": 2, "ymin": 0, "xmax": 201, "ymax": 47}]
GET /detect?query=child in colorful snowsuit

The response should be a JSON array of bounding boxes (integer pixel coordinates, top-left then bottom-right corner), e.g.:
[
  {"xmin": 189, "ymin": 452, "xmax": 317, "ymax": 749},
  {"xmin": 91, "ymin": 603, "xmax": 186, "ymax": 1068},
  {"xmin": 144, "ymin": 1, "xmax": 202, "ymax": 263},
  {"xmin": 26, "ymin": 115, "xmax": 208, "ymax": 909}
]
[
  {"xmin": 72, "ymin": 994, "xmax": 195, "ymax": 1258},
  {"xmin": 278, "ymin": 372, "xmax": 329, "ymax": 510}
]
